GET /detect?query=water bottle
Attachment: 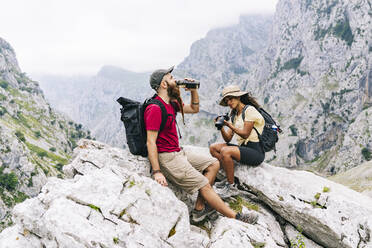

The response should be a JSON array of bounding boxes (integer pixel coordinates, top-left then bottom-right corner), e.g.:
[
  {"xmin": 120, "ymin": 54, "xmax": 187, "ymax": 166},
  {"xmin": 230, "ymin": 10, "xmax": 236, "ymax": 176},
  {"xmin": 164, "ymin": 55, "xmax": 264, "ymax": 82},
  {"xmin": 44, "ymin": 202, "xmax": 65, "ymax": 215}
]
[
  {"xmin": 175, "ymin": 79, "xmax": 200, "ymax": 89},
  {"xmin": 272, "ymin": 125, "xmax": 278, "ymax": 132}
]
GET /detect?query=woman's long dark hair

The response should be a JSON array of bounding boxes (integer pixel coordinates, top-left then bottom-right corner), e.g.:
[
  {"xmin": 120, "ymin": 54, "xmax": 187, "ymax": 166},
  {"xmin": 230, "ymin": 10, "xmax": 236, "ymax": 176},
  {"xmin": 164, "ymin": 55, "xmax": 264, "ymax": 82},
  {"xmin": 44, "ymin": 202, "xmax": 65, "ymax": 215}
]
[{"xmin": 240, "ymin": 93, "xmax": 261, "ymax": 109}]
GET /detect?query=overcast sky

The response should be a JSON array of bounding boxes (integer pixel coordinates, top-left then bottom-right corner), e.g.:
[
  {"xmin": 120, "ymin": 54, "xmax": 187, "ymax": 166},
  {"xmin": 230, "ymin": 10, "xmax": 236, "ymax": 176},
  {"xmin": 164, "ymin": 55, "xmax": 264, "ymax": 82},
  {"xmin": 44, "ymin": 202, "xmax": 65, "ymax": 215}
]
[{"xmin": 1, "ymin": 0, "xmax": 277, "ymax": 76}]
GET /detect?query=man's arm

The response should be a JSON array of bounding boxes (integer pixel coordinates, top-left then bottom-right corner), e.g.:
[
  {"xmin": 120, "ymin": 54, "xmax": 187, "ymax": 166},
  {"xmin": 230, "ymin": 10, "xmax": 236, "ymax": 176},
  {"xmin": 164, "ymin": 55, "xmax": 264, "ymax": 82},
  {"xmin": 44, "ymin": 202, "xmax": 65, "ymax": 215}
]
[
  {"xmin": 146, "ymin": 130, "xmax": 168, "ymax": 186},
  {"xmin": 183, "ymin": 89, "xmax": 199, "ymax": 114}
]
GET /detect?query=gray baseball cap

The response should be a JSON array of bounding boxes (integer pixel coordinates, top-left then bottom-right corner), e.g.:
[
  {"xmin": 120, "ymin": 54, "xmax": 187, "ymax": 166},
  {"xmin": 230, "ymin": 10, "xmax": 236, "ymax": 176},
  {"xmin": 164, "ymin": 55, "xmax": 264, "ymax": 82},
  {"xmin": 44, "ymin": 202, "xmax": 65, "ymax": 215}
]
[{"xmin": 149, "ymin": 66, "xmax": 174, "ymax": 90}]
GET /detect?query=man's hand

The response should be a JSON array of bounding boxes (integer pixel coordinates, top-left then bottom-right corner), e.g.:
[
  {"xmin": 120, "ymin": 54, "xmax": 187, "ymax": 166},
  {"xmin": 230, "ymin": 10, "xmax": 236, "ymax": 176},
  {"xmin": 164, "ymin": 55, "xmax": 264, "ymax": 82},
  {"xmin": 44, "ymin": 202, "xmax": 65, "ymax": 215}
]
[
  {"xmin": 184, "ymin": 78, "xmax": 197, "ymax": 92},
  {"xmin": 154, "ymin": 172, "xmax": 168, "ymax": 186}
]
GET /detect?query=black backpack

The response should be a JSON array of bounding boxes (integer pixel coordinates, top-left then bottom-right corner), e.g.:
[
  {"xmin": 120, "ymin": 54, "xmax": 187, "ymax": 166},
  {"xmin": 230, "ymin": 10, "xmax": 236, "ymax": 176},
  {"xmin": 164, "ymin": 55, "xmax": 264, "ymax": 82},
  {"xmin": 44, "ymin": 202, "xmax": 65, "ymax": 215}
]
[
  {"xmin": 117, "ymin": 95, "xmax": 172, "ymax": 157},
  {"xmin": 231, "ymin": 105, "xmax": 282, "ymax": 152}
]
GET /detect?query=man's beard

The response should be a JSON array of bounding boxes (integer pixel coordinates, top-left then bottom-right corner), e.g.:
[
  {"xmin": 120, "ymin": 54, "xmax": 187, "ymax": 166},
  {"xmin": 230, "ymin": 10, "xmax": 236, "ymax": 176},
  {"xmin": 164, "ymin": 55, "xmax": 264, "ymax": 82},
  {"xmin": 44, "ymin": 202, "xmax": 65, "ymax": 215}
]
[{"xmin": 167, "ymin": 83, "xmax": 185, "ymax": 124}]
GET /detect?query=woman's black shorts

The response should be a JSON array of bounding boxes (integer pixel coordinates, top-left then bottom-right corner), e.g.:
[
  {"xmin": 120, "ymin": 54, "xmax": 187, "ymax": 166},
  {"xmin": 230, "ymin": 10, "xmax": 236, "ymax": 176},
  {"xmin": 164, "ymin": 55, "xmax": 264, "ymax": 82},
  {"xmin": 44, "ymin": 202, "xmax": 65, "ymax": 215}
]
[{"xmin": 228, "ymin": 141, "xmax": 264, "ymax": 166}]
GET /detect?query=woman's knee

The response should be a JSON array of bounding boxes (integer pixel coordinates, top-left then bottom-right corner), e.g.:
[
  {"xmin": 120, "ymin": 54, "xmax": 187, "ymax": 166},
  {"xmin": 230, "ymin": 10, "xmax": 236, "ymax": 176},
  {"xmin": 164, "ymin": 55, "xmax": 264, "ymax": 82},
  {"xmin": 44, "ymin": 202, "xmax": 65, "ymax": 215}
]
[{"xmin": 220, "ymin": 147, "xmax": 232, "ymax": 158}]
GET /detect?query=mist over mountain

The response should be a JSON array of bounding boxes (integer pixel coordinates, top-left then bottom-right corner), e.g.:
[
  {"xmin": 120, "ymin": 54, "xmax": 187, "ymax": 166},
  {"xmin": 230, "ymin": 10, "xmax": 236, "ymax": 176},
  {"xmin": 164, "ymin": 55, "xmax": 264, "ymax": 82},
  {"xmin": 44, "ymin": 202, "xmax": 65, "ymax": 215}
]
[{"xmin": 36, "ymin": 66, "xmax": 152, "ymax": 148}]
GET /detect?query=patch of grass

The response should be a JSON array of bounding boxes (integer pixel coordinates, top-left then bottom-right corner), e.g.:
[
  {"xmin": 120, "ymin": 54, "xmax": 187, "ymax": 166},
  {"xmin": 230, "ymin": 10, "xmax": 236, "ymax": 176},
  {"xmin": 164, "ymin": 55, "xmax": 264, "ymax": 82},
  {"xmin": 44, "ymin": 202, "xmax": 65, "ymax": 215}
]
[
  {"xmin": 314, "ymin": 192, "xmax": 321, "ymax": 200},
  {"xmin": 252, "ymin": 242, "xmax": 266, "ymax": 248},
  {"xmin": 128, "ymin": 180, "xmax": 136, "ymax": 188},
  {"xmin": 88, "ymin": 204, "xmax": 101, "ymax": 212},
  {"xmin": 25, "ymin": 142, "xmax": 68, "ymax": 164},
  {"xmin": 13, "ymin": 191, "xmax": 28, "ymax": 203},
  {"xmin": 168, "ymin": 224, "xmax": 176, "ymax": 238},
  {"xmin": 362, "ymin": 147, "xmax": 371, "ymax": 161},
  {"xmin": 228, "ymin": 196, "xmax": 259, "ymax": 213},
  {"xmin": 290, "ymin": 232, "xmax": 306, "ymax": 248},
  {"xmin": 323, "ymin": 186, "xmax": 330, "ymax": 192},
  {"xmin": 113, "ymin": 237, "xmax": 119, "ymax": 244}
]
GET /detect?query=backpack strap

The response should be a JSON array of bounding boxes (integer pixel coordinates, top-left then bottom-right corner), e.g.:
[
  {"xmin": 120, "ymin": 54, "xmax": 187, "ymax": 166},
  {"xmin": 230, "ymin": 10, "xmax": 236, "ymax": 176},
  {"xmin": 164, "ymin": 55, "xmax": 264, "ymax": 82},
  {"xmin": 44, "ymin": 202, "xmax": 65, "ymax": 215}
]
[
  {"xmin": 145, "ymin": 95, "xmax": 169, "ymax": 132},
  {"xmin": 231, "ymin": 104, "xmax": 250, "ymax": 123}
]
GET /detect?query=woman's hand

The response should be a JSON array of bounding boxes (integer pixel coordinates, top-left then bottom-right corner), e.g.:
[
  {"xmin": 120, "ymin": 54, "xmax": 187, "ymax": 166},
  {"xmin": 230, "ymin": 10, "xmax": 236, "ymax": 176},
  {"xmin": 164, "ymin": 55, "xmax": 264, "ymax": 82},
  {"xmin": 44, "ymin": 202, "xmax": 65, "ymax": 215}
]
[
  {"xmin": 154, "ymin": 172, "xmax": 168, "ymax": 187},
  {"xmin": 223, "ymin": 120, "xmax": 233, "ymax": 130}
]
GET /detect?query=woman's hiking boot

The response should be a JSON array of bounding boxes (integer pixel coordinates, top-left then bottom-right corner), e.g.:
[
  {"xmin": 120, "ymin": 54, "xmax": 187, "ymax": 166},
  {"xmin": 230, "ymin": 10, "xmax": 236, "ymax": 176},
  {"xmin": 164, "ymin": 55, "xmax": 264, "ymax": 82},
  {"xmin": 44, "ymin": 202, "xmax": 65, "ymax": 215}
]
[
  {"xmin": 214, "ymin": 178, "xmax": 227, "ymax": 189},
  {"xmin": 191, "ymin": 204, "xmax": 216, "ymax": 224},
  {"xmin": 235, "ymin": 212, "xmax": 259, "ymax": 224},
  {"xmin": 215, "ymin": 181, "xmax": 239, "ymax": 199}
]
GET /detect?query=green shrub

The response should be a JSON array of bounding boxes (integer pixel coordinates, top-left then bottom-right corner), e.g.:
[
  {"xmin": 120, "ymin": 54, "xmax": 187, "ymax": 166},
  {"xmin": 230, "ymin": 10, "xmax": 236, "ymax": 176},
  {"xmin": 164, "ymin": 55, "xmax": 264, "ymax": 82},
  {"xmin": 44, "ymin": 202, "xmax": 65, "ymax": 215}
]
[
  {"xmin": 34, "ymin": 131, "xmax": 41, "ymax": 138},
  {"xmin": 333, "ymin": 19, "xmax": 353, "ymax": 47},
  {"xmin": 14, "ymin": 130, "xmax": 26, "ymax": 142},
  {"xmin": 0, "ymin": 80, "xmax": 9, "ymax": 89},
  {"xmin": 0, "ymin": 106, "xmax": 6, "ymax": 116},
  {"xmin": 49, "ymin": 147, "xmax": 56, "ymax": 152},
  {"xmin": 289, "ymin": 125, "xmax": 298, "ymax": 136},
  {"xmin": 0, "ymin": 93, "xmax": 6, "ymax": 101},
  {"xmin": 37, "ymin": 151, "xmax": 47, "ymax": 159},
  {"xmin": 0, "ymin": 168, "xmax": 19, "ymax": 191},
  {"xmin": 56, "ymin": 163, "xmax": 63, "ymax": 172},
  {"xmin": 362, "ymin": 147, "xmax": 371, "ymax": 161},
  {"xmin": 282, "ymin": 57, "xmax": 304, "ymax": 71}
]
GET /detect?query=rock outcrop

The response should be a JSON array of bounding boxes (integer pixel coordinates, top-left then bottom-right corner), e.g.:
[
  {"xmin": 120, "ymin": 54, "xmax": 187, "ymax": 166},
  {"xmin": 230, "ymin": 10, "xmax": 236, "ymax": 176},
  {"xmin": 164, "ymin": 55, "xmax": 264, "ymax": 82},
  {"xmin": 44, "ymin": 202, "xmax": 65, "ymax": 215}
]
[
  {"xmin": 1, "ymin": 139, "xmax": 371, "ymax": 247},
  {"xmin": 0, "ymin": 37, "xmax": 90, "ymax": 230}
]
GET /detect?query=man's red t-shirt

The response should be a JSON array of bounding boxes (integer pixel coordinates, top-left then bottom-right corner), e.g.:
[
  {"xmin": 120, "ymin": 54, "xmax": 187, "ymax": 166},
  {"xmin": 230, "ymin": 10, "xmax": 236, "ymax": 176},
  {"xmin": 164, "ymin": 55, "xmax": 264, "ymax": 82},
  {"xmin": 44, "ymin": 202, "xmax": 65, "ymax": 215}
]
[{"xmin": 144, "ymin": 96, "xmax": 181, "ymax": 153}]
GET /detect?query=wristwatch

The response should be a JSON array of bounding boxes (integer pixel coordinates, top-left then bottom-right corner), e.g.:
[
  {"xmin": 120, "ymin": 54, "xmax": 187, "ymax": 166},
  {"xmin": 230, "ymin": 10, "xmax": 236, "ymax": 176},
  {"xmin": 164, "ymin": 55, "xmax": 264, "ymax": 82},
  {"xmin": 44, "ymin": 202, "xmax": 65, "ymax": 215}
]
[{"xmin": 152, "ymin": 170, "xmax": 161, "ymax": 176}]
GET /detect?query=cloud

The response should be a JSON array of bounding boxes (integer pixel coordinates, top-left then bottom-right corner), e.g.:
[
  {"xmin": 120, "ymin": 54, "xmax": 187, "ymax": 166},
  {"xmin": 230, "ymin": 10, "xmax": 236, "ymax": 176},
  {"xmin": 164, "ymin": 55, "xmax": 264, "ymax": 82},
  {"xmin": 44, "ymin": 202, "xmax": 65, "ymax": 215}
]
[{"xmin": 0, "ymin": 0, "xmax": 277, "ymax": 76}]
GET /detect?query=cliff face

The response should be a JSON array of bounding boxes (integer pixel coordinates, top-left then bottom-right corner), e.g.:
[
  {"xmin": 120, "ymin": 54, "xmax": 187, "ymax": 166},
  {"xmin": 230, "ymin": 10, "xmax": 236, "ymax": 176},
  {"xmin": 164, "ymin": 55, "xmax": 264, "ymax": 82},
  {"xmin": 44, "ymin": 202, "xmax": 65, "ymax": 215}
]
[
  {"xmin": 247, "ymin": 0, "xmax": 372, "ymax": 173},
  {"xmin": 0, "ymin": 38, "xmax": 90, "ymax": 230},
  {"xmin": 176, "ymin": 0, "xmax": 372, "ymax": 173}
]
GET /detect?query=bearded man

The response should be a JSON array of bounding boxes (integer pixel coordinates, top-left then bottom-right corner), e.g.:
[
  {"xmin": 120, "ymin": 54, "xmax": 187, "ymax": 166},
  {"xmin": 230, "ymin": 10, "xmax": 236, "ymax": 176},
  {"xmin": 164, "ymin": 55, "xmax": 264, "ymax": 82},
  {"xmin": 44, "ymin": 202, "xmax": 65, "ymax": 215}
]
[{"xmin": 144, "ymin": 66, "xmax": 258, "ymax": 224}]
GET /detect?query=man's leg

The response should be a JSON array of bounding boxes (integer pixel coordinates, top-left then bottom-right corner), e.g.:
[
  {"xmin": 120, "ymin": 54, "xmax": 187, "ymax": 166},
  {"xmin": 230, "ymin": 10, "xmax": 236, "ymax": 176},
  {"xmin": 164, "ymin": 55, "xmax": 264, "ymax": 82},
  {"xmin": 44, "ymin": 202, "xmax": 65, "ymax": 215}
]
[
  {"xmin": 199, "ymin": 183, "xmax": 236, "ymax": 218},
  {"xmin": 195, "ymin": 160, "xmax": 219, "ymax": 210}
]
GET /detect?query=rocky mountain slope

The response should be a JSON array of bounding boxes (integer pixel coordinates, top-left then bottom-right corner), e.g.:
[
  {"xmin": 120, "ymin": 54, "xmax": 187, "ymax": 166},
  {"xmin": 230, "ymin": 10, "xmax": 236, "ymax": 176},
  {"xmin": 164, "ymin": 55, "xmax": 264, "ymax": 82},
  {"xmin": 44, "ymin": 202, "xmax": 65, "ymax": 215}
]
[
  {"xmin": 0, "ymin": 139, "xmax": 371, "ymax": 247},
  {"xmin": 37, "ymin": 66, "xmax": 152, "ymax": 148},
  {"xmin": 329, "ymin": 160, "xmax": 372, "ymax": 197},
  {"xmin": 36, "ymin": 0, "xmax": 372, "ymax": 174},
  {"xmin": 176, "ymin": 0, "xmax": 372, "ymax": 174},
  {"xmin": 247, "ymin": 0, "xmax": 372, "ymax": 173},
  {"xmin": 0, "ymin": 38, "xmax": 90, "ymax": 230}
]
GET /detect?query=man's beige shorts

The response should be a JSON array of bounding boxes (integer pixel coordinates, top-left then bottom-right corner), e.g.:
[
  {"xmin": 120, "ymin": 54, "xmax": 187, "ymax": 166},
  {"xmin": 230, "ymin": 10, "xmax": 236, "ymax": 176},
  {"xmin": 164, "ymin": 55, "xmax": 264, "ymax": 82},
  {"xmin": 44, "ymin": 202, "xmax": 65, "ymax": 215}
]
[{"xmin": 158, "ymin": 147, "xmax": 218, "ymax": 194}]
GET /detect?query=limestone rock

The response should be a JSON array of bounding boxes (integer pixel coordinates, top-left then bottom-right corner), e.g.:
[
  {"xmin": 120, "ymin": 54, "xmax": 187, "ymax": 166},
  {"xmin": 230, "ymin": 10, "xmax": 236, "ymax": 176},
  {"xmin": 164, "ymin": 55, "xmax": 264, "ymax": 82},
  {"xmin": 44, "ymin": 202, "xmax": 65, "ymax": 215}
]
[{"xmin": 235, "ymin": 163, "xmax": 372, "ymax": 247}]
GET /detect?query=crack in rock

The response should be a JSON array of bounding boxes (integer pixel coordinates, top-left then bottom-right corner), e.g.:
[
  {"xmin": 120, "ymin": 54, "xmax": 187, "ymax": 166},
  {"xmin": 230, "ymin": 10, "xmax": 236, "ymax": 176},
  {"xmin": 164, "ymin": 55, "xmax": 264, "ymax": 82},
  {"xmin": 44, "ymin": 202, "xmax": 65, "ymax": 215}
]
[
  {"xmin": 81, "ymin": 159, "xmax": 101, "ymax": 169},
  {"xmin": 65, "ymin": 196, "xmax": 117, "ymax": 225}
]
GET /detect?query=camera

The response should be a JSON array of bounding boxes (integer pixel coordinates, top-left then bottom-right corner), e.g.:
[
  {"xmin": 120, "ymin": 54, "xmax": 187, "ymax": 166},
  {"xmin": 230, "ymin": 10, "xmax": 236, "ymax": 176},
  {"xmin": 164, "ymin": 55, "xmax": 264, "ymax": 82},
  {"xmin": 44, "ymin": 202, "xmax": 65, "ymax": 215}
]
[
  {"xmin": 176, "ymin": 79, "xmax": 200, "ymax": 89},
  {"xmin": 215, "ymin": 113, "xmax": 230, "ymax": 130}
]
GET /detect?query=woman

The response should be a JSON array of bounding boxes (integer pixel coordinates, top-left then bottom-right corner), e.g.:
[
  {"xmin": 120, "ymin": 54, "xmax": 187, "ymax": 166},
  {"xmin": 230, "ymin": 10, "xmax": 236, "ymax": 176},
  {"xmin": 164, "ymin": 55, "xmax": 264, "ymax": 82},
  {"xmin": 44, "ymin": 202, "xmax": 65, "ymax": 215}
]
[{"xmin": 210, "ymin": 85, "xmax": 265, "ymax": 199}]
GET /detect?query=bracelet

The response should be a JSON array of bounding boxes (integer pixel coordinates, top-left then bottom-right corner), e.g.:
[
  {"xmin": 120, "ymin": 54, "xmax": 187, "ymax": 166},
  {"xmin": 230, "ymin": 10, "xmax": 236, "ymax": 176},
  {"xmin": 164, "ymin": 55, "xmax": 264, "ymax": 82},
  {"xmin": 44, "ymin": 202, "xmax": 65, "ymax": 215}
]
[
  {"xmin": 192, "ymin": 102, "xmax": 199, "ymax": 105},
  {"xmin": 152, "ymin": 170, "xmax": 161, "ymax": 176}
]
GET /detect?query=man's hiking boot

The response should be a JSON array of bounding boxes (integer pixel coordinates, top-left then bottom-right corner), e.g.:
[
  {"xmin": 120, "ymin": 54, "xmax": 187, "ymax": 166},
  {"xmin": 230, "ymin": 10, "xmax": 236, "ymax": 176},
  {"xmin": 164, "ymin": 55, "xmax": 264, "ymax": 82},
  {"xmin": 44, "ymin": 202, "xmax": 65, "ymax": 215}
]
[
  {"xmin": 235, "ymin": 212, "xmax": 259, "ymax": 225},
  {"xmin": 215, "ymin": 181, "xmax": 239, "ymax": 199},
  {"xmin": 191, "ymin": 205, "xmax": 216, "ymax": 223}
]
